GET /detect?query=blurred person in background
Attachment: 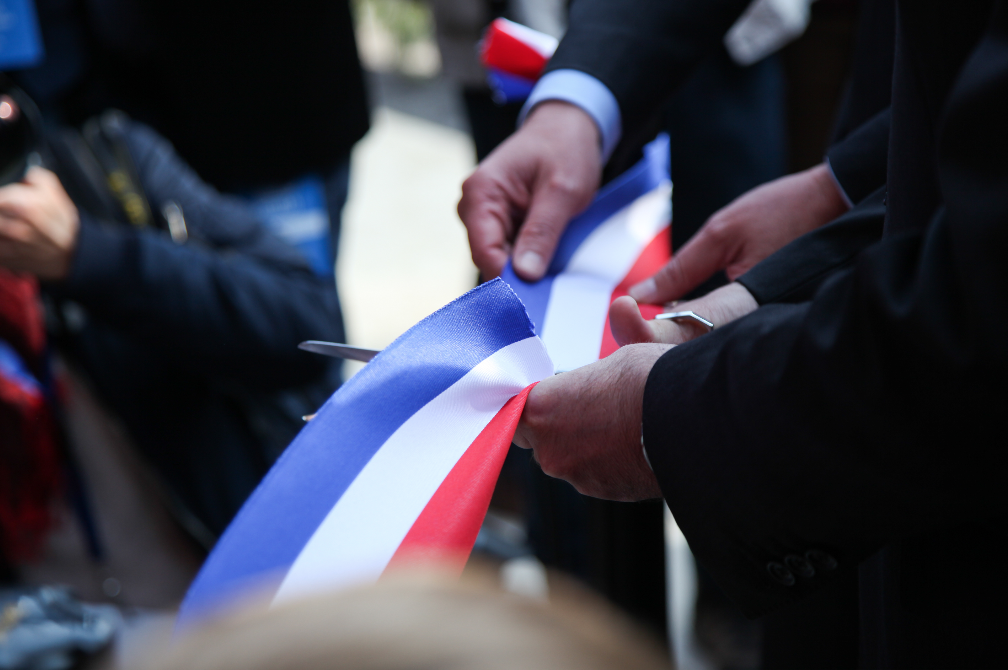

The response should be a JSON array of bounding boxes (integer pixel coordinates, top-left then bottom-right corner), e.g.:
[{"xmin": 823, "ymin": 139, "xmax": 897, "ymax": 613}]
[
  {"xmin": 0, "ymin": 95, "xmax": 342, "ymax": 544},
  {"xmin": 0, "ymin": 268, "xmax": 62, "ymax": 579},
  {"xmin": 144, "ymin": 567, "xmax": 671, "ymax": 670},
  {"xmin": 11, "ymin": 0, "xmax": 370, "ymax": 376}
]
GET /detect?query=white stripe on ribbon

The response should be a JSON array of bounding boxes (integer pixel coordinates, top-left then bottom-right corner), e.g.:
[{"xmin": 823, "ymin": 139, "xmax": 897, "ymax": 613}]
[
  {"xmin": 540, "ymin": 182, "xmax": 672, "ymax": 372},
  {"xmin": 272, "ymin": 335, "xmax": 553, "ymax": 605}
]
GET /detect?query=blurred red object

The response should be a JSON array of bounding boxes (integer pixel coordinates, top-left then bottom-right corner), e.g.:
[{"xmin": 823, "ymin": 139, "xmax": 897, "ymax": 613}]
[
  {"xmin": 479, "ymin": 18, "xmax": 558, "ymax": 81},
  {"xmin": 0, "ymin": 269, "xmax": 62, "ymax": 562}
]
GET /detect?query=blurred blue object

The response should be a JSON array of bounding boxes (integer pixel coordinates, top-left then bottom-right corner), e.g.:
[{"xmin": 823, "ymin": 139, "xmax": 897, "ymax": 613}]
[
  {"xmin": 0, "ymin": 0, "xmax": 44, "ymax": 70},
  {"xmin": 244, "ymin": 175, "xmax": 333, "ymax": 277},
  {"xmin": 0, "ymin": 586, "xmax": 120, "ymax": 670},
  {"xmin": 487, "ymin": 68, "xmax": 536, "ymax": 105}
]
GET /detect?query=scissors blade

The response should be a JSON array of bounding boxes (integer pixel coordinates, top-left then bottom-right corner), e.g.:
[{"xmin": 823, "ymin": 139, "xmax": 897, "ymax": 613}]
[{"xmin": 298, "ymin": 341, "xmax": 381, "ymax": 363}]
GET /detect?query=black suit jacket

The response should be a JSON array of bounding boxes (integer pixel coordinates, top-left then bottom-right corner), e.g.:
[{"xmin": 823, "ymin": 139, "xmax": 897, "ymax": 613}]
[
  {"xmin": 550, "ymin": 0, "xmax": 1008, "ymax": 664},
  {"xmin": 547, "ymin": 0, "xmax": 753, "ymax": 155},
  {"xmin": 639, "ymin": 2, "xmax": 1008, "ymax": 666}
]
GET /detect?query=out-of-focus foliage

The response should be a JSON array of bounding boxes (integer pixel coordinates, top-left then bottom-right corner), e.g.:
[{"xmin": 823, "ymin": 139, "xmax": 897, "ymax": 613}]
[{"xmin": 353, "ymin": 0, "xmax": 435, "ymax": 46}]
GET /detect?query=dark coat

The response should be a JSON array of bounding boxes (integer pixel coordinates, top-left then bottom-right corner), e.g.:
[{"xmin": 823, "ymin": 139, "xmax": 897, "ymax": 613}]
[
  {"xmin": 551, "ymin": 0, "xmax": 1008, "ymax": 664},
  {"xmin": 640, "ymin": 2, "xmax": 1008, "ymax": 666},
  {"xmin": 47, "ymin": 120, "xmax": 344, "ymax": 538}
]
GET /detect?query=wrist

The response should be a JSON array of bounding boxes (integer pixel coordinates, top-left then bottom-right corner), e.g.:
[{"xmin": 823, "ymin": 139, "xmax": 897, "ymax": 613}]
[
  {"xmin": 808, "ymin": 163, "xmax": 852, "ymax": 219},
  {"xmin": 524, "ymin": 100, "xmax": 602, "ymax": 153},
  {"xmin": 41, "ymin": 212, "xmax": 79, "ymax": 281},
  {"xmin": 691, "ymin": 283, "xmax": 758, "ymax": 330},
  {"xmin": 521, "ymin": 69, "xmax": 622, "ymax": 160}
]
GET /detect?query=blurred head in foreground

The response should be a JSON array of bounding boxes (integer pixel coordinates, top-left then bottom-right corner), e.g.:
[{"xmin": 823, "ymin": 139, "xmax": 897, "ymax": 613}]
[{"xmin": 145, "ymin": 566, "xmax": 671, "ymax": 670}]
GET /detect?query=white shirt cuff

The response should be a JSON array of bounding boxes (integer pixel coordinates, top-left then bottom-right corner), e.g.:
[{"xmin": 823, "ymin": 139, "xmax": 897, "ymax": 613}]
[{"xmin": 519, "ymin": 69, "xmax": 623, "ymax": 163}]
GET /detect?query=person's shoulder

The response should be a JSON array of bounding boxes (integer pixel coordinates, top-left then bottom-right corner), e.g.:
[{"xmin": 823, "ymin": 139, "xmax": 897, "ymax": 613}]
[{"xmin": 117, "ymin": 115, "xmax": 183, "ymax": 172}]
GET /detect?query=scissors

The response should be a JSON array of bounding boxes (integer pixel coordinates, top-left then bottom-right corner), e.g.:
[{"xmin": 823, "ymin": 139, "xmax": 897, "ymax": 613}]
[
  {"xmin": 297, "ymin": 341, "xmax": 382, "ymax": 421},
  {"xmin": 297, "ymin": 309, "xmax": 712, "ymax": 418},
  {"xmin": 650, "ymin": 310, "xmax": 714, "ymax": 332},
  {"xmin": 298, "ymin": 308, "xmax": 713, "ymax": 365}
]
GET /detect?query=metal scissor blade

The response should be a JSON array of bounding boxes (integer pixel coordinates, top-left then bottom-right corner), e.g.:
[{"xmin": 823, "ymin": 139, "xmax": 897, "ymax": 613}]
[{"xmin": 298, "ymin": 341, "xmax": 381, "ymax": 363}]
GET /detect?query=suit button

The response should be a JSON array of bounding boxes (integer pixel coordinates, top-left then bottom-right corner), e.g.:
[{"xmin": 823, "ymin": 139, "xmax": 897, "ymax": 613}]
[
  {"xmin": 767, "ymin": 562, "xmax": 795, "ymax": 586},
  {"xmin": 806, "ymin": 550, "xmax": 838, "ymax": 571},
  {"xmin": 785, "ymin": 554, "xmax": 815, "ymax": 578}
]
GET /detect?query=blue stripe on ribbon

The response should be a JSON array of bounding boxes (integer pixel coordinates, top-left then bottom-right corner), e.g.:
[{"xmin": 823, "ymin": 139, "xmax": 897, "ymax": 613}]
[
  {"xmin": 487, "ymin": 68, "xmax": 537, "ymax": 103},
  {"xmin": 0, "ymin": 339, "xmax": 42, "ymax": 396},
  {"xmin": 179, "ymin": 278, "xmax": 535, "ymax": 622},
  {"xmin": 502, "ymin": 133, "xmax": 670, "ymax": 334}
]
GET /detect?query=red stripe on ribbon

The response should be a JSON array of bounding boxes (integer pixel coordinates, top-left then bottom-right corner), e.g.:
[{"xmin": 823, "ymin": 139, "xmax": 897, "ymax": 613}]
[
  {"xmin": 384, "ymin": 383, "xmax": 537, "ymax": 574},
  {"xmin": 480, "ymin": 20, "xmax": 550, "ymax": 81},
  {"xmin": 599, "ymin": 228, "xmax": 671, "ymax": 359}
]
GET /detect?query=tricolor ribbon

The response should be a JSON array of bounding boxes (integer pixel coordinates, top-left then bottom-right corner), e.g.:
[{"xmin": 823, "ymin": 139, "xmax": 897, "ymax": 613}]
[
  {"xmin": 178, "ymin": 137, "xmax": 672, "ymax": 626},
  {"xmin": 178, "ymin": 279, "xmax": 553, "ymax": 625},
  {"xmin": 480, "ymin": 18, "xmax": 558, "ymax": 103},
  {"xmin": 503, "ymin": 135, "xmax": 672, "ymax": 371}
]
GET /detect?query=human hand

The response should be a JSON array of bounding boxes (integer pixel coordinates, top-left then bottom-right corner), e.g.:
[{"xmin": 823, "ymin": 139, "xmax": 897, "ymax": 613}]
[
  {"xmin": 457, "ymin": 101, "xmax": 601, "ymax": 281},
  {"xmin": 628, "ymin": 163, "xmax": 850, "ymax": 304},
  {"xmin": 0, "ymin": 167, "xmax": 80, "ymax": 280},
  {"xmin": 610, "ymin": 282, "xmax": 759, "ymax": 346},
  {"xmin": 514, "ymin": 343, "xmax": 671, "ymax": 501}
]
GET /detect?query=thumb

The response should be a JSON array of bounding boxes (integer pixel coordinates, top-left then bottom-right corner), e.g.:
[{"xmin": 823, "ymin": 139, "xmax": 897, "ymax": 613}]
[
  {"xmin": 511, "ymin": 175, "xmax": 594, "ymax": 281},
  {"xmin": 609, "ymin": 296, "xmax": 655, "ymax": 345},
  {"xmin": 628, "ymin": 226, "xmax": 727, "ymax": 303}
]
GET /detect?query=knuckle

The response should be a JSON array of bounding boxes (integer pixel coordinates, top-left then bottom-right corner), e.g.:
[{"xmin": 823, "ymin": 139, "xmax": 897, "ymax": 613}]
[
  {"xmin": 704, "ymin": 218, "xmax": 732, "ymax": 244},
  {"xmin": 470, "ymin": 248, "xmax": 498, "ymax": 272},
  {"xmin": 536, "ymin": 452, "xmax": 564, "ymax": 479},
  {"xmin": 517, "ymin": 222, "xmax": 557, "ymax": 247},
  {"xmin": 544, "ymin": 173, "xmax": 591, "ymax": 202},
  {"xmin": 460, "ymin": 170, "xmax": 484, "ymax": 193},
  {"xmin": 658, "ymin": 258, "xmax": 686, "ymax": 290}
]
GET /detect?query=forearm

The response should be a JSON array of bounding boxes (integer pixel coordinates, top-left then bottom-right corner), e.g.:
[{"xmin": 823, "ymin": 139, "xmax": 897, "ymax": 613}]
[
  {"xmin": 737, "ymin": 185, "xmax": 885, "ymax": 305},
  {"xmin": 644, "ymin": 210, "xmax": 1007, "ymax": 616},
  {"xmin": 49, "ymin": 218, "xmax": 341, "ymax": 386}
]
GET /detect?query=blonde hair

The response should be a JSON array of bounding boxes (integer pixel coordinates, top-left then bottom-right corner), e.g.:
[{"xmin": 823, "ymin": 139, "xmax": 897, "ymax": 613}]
[{"xmin": 143, "ymin": 566, "xmax": 671, "ymax": 670}]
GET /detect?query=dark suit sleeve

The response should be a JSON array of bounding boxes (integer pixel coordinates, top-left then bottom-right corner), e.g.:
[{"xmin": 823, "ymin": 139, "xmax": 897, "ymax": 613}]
[
  {"xmin": 546, "ymin": 0, "xmax": 752, "ymax": 139},
  {"xmin": 641, "ymin": 20, "xmax": 1008, "ymax": 617},
  {"xmin": 737, "ymin": 186, "xmax": 885, "ymax": 305},
  {"xmin": 734, "ymin": 108, "xmax": 891, "ymax": 306},
  {"xmin": 829, "ymin": 0, "xmax": 896, "ymax": 142},
  {"xmin": 48, "ymin": 123, "xmax": 343, "ymax": 389},
  {"xmin": 827, "ymin": 108, "xmax": 891, "ymax": 206}
]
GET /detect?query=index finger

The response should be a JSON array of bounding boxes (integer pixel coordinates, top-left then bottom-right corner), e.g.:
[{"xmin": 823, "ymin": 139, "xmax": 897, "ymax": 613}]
[
  {"xmin": 628, "ymin": 225, "xmax": 730, "ymax": 303},
  {"xmin": 458, "ymin": 172, "xmax": 521, "ymax": 279}
]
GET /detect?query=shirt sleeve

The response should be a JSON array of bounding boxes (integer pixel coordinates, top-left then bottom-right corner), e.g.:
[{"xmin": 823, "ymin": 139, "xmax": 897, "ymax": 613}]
[{"xmin": 520, "ymin": 69, "xmax": 624, "ymax": 162}]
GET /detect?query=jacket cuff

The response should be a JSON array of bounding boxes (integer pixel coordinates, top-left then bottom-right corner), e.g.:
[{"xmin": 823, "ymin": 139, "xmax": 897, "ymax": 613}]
[
  {"xmin": 737, "ymin": 186, "xmax": 886, "ymax": 305},
  {"xmin": 824, "ymin": 107, "xmax": 890, "ymax": 206},
  {"xmin": 55, "ymin": 215, "xmax": 136, "ymax": 302}
]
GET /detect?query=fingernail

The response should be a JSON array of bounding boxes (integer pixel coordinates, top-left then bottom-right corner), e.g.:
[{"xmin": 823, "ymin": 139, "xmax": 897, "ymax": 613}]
[
  {"xmin": 515, "ymin": 251, "xmax": 545, "ymax": 278},
  {"xmin": 628, "ymin": 278, "xmax": 656, "ymax": 302}
]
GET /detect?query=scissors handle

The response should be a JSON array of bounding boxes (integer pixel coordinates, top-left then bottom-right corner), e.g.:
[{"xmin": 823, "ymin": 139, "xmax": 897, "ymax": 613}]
[{"xmin": 652, "ymin": 310, "xmax": 714, "ymax": 332}]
